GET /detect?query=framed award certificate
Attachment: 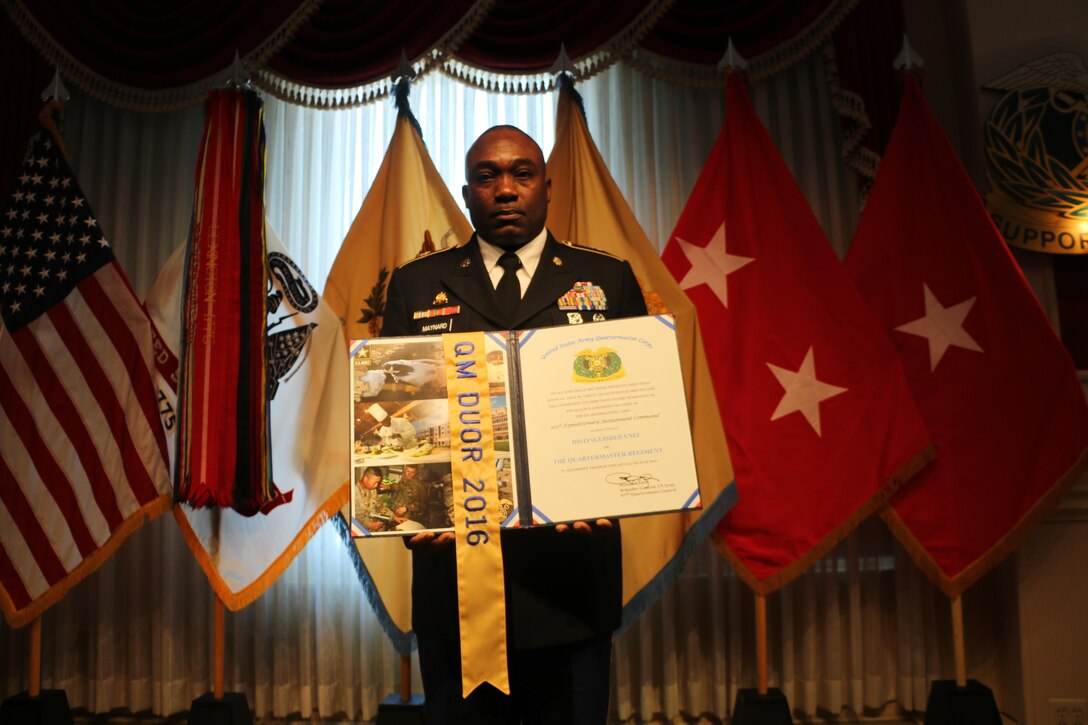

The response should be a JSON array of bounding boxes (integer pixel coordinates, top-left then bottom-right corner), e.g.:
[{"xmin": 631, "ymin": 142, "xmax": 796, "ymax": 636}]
[{"xmin": 348, "ymin": 315, "xmax": 700, "ymax": 537}]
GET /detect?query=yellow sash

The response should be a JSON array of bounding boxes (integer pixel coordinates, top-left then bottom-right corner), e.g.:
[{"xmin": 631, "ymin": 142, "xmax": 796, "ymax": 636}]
[{"xmin": 443, "ymin": 332, "xmax": 509, "ymax": 696}]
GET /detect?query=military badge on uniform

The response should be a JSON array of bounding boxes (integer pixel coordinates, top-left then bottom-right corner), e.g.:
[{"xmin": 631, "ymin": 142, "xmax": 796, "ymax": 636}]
[
  {"xmin": 552, "ymin": 256, "xmax": 563, "ymax": 267},
  {"xmin": 459, "ymin": 259, "xmax": 471, "ymax": 269},
  {"xmin": 567, "ymin": 312, "xmax": 583, "ymax": 324},
  {"xmin": 557, "ymin": 281, "xmax": 607, "ymax": 311},
  {"xmin": 593, "ymin": 313, "xmax": 606, "ymax": 322},
  {"xmin": 433, "ymin": 291, "xmax": 449, "ymax": 305}
]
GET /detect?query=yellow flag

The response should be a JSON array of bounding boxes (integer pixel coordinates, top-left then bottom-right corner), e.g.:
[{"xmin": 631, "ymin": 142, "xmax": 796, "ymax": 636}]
[
  {"xmin": 546, "ymin": 84, "xmax": 737, "ymax": 618},
  {"xmin": 324, "ymin": 108, "xmax": 472, "ymax": 643},
  {"xmin": 324, "ymin": 113, "xmax": 474, "ymax": 339}
]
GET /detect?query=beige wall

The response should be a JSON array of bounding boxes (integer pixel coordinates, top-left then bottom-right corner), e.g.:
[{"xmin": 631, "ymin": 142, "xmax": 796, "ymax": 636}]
[{"xmin": 900, "ymin": 4, "xmax": 1088, "ymax": 724}]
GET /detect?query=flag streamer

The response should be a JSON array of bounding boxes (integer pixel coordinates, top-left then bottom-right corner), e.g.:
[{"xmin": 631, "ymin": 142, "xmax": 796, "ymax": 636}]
[{"xmin": 176, "ymin": 88, "xmax": 275, "ymax": 516}]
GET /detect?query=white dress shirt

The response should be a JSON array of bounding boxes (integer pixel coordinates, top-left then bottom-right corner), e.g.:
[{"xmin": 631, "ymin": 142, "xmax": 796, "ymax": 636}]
[{"xmin": 477, "ymin": 228, "xmax": 548, "ymax": 298}]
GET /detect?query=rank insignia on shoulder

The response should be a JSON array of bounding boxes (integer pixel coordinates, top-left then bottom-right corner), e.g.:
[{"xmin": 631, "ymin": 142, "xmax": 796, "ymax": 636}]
[
  {"xmin": 413, "ymin": 305, "xmax": 461, "ymax": 320},
  {"xmin": 557, "ymin": 281, "xmax": 608, "ymax": 311},
  {"xmin": 567, "ymin": 312, "xmax": 584, "ymax": 324},
  {"xmin": 433, "ymin": 291, "xmax": 449, "ymax": 305}
]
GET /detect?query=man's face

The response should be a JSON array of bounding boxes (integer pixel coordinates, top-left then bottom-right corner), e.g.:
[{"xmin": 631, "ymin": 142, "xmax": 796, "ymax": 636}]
[
  {"xmin": 361, "ymin": 471, "xmax": 381, "ymax": 490},
  {"xmin": 462, "ymin": 127, "xmax": 551, "ymax": 249}
]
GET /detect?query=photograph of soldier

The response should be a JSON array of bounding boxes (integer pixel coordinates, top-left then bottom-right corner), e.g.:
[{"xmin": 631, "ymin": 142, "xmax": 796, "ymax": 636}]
[
  {"xmin": 352, "ymin": 465, "xmax": 393, "ymax": 533},
  {"xmin": 387, "ymin": 463, "xmax": 438, "ymax": 530}
]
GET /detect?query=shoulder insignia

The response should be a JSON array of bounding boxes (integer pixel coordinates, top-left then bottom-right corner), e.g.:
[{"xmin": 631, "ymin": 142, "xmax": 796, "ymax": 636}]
[
  {"xmin": 558, "ymin": 239, "xmax": 625, "ymax": 261},
  {"xmin": 396, "ymin": 243, "xmax": 460, "ymax": 269}
]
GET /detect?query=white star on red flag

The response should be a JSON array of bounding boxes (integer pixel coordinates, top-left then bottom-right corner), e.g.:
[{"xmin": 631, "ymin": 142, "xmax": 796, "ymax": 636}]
[
  {"xmin": 674, "ymin": 222, "xmax": 753, "ymax": 309},
  {"xmin": 767, "ymin": 346, "xmax": 848, "ymax": 436},
  {"xmin": 895, "ymin": 283, "xmax": 983, "ymax": 371}
]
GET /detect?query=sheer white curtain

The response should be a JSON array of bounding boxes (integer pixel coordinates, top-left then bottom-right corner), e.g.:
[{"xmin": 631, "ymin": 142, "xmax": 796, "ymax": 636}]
[{"xmin": 0, "ymin": 53, "xmax": 960, "ymax": 722}]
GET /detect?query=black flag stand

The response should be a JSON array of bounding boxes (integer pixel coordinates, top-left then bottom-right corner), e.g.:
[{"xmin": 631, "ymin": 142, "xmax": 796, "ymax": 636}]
[
  {"xmin": 922, "ymin": 595, "xmax": 1002, "ymax": 725},
  {"xmin": 375, "ymin": 655, "xmax": 425, "ymax": 725},
  {"xmin": 0, "ymin": 618, "xmax": 75, "ymax": 725}
]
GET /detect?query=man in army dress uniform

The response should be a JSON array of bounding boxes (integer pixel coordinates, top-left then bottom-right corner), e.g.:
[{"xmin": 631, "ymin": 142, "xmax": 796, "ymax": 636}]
[{"xmin": 380, "ymin": 125, "xmax": 648, "ymax": 725}]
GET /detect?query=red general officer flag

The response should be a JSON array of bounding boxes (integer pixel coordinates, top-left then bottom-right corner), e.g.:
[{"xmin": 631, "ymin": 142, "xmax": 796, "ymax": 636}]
[
  {"xmin": 662, "ymin": 73, "xmax": 933, "ymax": 593},
  {"xmin": 845, "ymin": 75, "xmax": 1088, "ymax": 595}
]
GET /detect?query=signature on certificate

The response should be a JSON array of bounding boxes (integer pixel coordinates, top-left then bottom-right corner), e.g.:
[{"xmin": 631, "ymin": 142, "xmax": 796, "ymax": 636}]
[{"xmin": 605, "ymin": 472, "xmax": 659, "ymax": 486}]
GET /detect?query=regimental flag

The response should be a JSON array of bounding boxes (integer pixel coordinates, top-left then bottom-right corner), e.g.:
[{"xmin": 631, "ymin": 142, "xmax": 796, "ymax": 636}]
[
  {"xmin": 145, "ymin": 222, "xmax": 349, "ymax": 609},
  {"xmin": 661, "ymin": 73, "xmax": 934, "ymax": 594},
  {"xmin": 845, "ymin": 75, "xmax": 1088, "ymax": 596},
  {"xmin": 546, "ymin": 78, "xmax": 738, "ymax": 619},
  {"xmin": 323, "ymin": 98, "xmax": 473, "ymax": 340},
  {"xmin": 324, "ymin": 90, "xmax": 472, "ymax": 648},
  {"xmin": 0, "ymin": 132, "xmax": 172, "ymax": 627}
]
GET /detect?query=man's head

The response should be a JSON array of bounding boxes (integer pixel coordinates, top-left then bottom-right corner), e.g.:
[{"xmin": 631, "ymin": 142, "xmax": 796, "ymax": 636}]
[
  {"xmin": 361, "ymin": 466, "xmax": 383, "ymax": 490},
  {"xmin": 463, "ymin": 125, "xmax": 551, "ymax": 250},
  {"xmin": 403, "ymin": 464, "xmax": 419, "ymax": 480}
]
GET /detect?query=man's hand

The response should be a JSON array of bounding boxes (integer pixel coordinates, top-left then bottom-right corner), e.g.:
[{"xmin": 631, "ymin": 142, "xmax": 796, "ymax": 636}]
[
  {"xmin": 405, "ymin": 530, "xmax": 456, "ymax": 553},
  {"xmin": 555, "ymin": 519, "xmax": 614, "ymax": 534}
]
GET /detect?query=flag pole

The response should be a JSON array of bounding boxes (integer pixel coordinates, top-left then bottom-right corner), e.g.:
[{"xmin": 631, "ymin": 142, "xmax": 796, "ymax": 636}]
[
  {"xmin": 400, "ymin": 654, "xmax": 412, "ymax": 701},
  {"xmin": 28, "ymin": 617, "xmax": 42, "ymax": 697},
  {"xmin": 732, "ymin": 589, "xmax": 791, "ymax": 724},
  {"xmin": 951, "ymin": 595, "xmax": 967, "ymax": 687},
  {"xmin": 27, "ymin": 67, "xmax": 64, "ymax": 705},
  {"xmin": 214, "ymin": 596, "xmax": 226, "ymax": 699},
  {"xmin": 755, "ymin": 592, "xmax": 768, "ymax": 694}
]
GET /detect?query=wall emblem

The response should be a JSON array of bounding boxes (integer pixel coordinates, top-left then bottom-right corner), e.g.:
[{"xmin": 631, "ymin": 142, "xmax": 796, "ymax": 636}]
[{"xmin": 984, "ymin": 53, "xmax": 1088, "ymax": 254}]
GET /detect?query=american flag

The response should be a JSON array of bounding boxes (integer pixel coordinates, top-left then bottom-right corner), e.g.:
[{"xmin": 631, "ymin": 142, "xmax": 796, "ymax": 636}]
[{"xmin": 0, "ymin": 132, "xmax": 172, "ymax": 627}]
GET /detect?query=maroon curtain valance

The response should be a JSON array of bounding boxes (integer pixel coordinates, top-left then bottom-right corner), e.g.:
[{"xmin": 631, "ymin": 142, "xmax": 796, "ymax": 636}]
[
  {"xmin": 16, "ymin": 1, "xmax": 311, "ymax": 90},
  {"xmin": 2, "ymin": 0, "xmax": 904, "ymax": 194},
  {"xmin": 265, "ymin": 0, "xmax": 483, "ymax": 87},
  {"xmin": 639, "ymin": 0, "xmax": 833, "ymax": 64},
  {"xmin": 451, "ymin": 1, "xmax": 665, "ymax": 72},
  {"xmin": 5, "ymin": 0, "xmax": 864, "ymax": 108}
]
